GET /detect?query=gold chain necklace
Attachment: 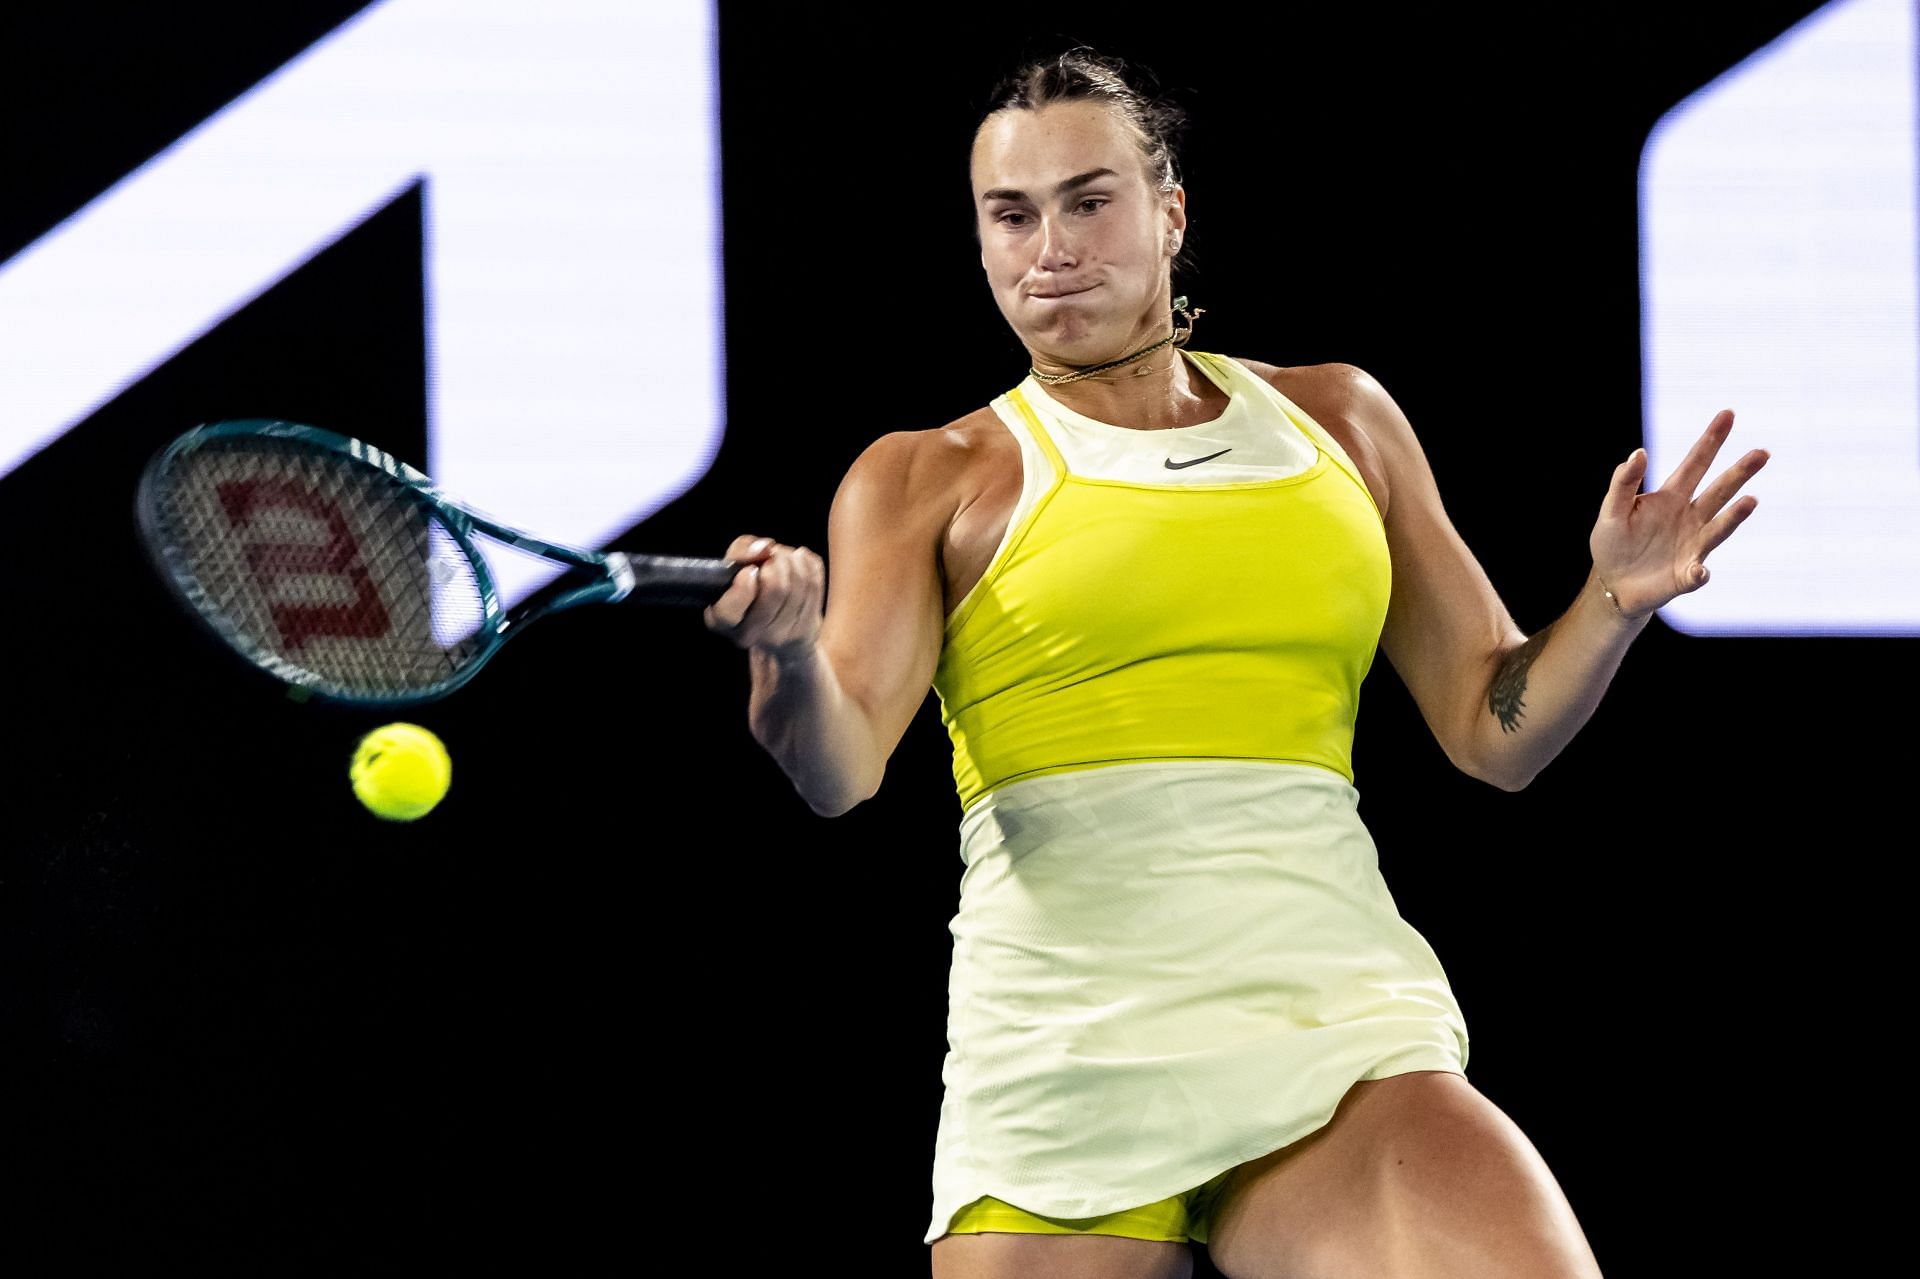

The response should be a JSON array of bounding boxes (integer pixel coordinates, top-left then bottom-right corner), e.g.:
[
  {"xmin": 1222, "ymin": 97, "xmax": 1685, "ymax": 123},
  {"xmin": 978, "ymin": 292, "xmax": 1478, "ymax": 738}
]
[{"xmin": 1029, "ymin": 296, "xmax": 1207, "ymax": 386}]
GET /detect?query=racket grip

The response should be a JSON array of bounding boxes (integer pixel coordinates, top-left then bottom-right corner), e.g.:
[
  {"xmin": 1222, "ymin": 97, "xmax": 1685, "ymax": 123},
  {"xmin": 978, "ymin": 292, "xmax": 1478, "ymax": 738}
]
[{"xmin": 614, "ymin": 553, "xmax": 744, "ymax": 606}]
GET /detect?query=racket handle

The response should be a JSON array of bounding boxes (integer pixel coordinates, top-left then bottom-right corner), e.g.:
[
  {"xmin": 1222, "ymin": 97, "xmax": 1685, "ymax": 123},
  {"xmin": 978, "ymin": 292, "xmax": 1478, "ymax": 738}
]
[{"xmin": 611, "ymin": 553, "xmax": 743, "ymax": 606}]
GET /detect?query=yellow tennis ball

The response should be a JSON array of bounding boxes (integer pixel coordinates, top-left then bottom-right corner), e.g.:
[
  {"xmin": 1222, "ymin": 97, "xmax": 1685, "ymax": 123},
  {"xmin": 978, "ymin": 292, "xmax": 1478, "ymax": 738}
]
[{"xmin": 349, "ymin": 723, "xmax": 452, "ymax": 821}]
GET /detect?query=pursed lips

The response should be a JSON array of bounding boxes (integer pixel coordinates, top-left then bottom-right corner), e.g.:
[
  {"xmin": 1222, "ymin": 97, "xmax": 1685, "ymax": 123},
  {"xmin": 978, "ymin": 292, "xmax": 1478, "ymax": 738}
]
[{"xmin": 1029, "ymin": 283, "xmax": 1098, "ymax": 299}]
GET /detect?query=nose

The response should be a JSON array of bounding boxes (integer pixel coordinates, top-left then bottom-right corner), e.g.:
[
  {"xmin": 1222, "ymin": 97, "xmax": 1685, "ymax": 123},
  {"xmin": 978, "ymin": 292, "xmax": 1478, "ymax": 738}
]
[{"xmin": 1034, "ymin": 212, "xmax": 1079, "ymax": 272}]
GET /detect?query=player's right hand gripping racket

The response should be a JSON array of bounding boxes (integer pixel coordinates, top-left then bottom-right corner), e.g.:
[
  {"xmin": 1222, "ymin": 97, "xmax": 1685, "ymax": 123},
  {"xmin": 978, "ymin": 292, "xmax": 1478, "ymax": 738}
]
[{"xmin": 135, "ymin": 419, "xmax": 743, "ymax": 707}]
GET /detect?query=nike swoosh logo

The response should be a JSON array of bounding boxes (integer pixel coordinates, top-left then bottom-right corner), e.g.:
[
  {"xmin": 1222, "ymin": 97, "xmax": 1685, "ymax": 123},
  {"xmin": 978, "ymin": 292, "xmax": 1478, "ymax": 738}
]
[{"xmin": 1164, "ymin": 448, "xmax": 1232, "ymax": 470}]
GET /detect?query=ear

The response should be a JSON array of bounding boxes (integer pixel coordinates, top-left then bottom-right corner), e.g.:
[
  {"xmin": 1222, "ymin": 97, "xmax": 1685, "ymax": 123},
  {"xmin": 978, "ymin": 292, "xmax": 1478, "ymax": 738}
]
[{"xmin": 1165, "ymin": 185, "xmax": 1188, "ymax": 252}]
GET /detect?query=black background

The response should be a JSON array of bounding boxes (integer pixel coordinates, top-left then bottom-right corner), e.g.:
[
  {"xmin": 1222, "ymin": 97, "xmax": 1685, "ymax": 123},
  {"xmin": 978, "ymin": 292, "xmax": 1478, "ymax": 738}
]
[{"xmin": 2, "ymin": 1, "xmax": 1904, "ymax": 1272}]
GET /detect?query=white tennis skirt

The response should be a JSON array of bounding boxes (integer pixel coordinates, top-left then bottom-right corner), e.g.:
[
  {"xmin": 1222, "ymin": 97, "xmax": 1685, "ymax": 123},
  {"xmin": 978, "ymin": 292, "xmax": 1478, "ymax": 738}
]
[{"xmin": 926, "ymin": 759, "xmax": 1470, "ymax": 1244}]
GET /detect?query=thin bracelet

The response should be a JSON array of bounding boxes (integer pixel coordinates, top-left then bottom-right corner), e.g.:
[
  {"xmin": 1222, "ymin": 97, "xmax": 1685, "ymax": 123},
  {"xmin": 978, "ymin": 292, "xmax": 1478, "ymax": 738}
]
[{"xmin": 1596, "ymin": 574, "xmax": 1633, "ymax": 621}]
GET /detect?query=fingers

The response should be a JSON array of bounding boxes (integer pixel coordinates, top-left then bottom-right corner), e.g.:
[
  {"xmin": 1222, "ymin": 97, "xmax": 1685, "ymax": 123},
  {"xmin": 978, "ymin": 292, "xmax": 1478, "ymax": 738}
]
[
  {"xmin": 1695, "ymin": 493, "xmax": 1760, "ymax": 562},
  {"xmin": 792, "ymin": 547, "xmax": 828, "ymax": 630},
  {"xmin": 705, "ymin": 532, "xmax": 779, "ymax": 631},
  {"xmin": 703, "ymin": 559, "xmax": 761, "ymax": 632},
  {"xmin": 703, "ymin": 536, "xmax": 825, "ymax": 651},
  {"xmin": 756, "ymin": 546, "xmax": 813, "ymax": 642},
  {"xmin": 723, "ymin": 533, "xmax": 779, "ymax": 564},
  {"xmin": 1658, "ymin": 409, "xmax": 1735, "ymax": 497},
  {"xmin": 1601, "ymin": 447, "xmax": 1648, "ymax": 522},
  {"xmin": 1691, "ymin": 447, "xmax": 1770, "ymax": 522},
  {"xmin": 759, "ymin": 545, "xmax": 827, "ymax": 650}
]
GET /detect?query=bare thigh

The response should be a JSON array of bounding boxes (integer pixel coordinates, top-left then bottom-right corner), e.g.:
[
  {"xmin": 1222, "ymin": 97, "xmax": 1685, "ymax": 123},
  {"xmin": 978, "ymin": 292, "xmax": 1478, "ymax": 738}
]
[
  {"xmin": 1202, "ymin": 1071, "xmax": 1603, "ymax": 1279},
  {"xmin": 931, "ymin": 1231, "xmax": 1195, "ymax": 1279}
]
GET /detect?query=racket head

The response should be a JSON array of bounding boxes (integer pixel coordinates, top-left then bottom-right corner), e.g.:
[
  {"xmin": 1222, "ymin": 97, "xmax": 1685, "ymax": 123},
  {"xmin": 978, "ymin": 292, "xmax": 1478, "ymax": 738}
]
[{"xmin": 135, "ymin": 419, "xmax": 507, "ymax": 706}]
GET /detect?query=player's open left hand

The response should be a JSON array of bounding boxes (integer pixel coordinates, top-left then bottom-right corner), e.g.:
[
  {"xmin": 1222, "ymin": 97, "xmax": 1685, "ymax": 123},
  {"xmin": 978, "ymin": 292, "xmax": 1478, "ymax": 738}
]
[
  {"xmin": 703, "ymin": 533, "xmax": 825, "ymax": 654},
  {"xmin": 1589, "ymin": 409, "xmax": 1770, "ymax": 619}
]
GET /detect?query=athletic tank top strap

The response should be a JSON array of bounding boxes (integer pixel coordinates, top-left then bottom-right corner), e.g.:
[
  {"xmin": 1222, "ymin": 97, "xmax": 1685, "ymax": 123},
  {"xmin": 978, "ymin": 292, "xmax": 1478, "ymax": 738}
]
[
  {"xmin": 1005, "ymin": 385, "xmax": 1069, "ymax": 477},
  {"xmin": 1193, "ymin": 352, "xmax": 1382, "ymax": 525}
]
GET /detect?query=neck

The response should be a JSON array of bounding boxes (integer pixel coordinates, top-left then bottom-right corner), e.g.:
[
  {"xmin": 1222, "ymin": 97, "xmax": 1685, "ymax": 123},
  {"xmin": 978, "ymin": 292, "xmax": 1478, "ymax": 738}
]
[
  {"xmin": 1026, "ymin": 296, "xmax": 1213, "ymax": 431},
  {"xmin": 1037, "ymin": 347, "xmax": 1208, "ymax": 431}
]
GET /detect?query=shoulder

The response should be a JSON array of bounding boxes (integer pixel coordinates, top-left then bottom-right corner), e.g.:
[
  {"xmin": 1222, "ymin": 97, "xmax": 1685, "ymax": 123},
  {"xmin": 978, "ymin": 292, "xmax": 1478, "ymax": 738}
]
[
  {"xmin": 1229, "ymin": 358, "xmax": 1396, "ymax": 518},
  {"xmin": 844, "ymin": 405, "xmax": 1009, "ymax": 493},
  {"xmin": 833, "ymin": 404, "xmax": 1011, "ymax": 528},
  {"xmin": 1229, "ymin": 357, "xmax": 1390, "ymax": 439}
]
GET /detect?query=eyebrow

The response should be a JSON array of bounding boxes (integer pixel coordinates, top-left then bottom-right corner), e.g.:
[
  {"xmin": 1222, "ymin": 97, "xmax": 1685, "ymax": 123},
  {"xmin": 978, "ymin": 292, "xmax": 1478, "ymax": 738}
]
[{"xmin": 979, "ymin": 167, "xmax": 1119, "ymax": 205}]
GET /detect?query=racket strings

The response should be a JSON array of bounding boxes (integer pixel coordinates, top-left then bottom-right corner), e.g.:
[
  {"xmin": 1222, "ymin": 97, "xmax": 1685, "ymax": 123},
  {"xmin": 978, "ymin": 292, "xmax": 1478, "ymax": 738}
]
[{"xmin": 149, "ymin": 438, "xmax": 489, "ymax": 698}]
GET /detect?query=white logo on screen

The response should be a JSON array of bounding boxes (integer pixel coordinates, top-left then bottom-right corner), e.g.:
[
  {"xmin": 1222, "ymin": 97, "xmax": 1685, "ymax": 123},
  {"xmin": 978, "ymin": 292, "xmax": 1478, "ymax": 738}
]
[
  {"xmin": 1641, "ymin": 0, "xmax": 1919, "ymax": 634},
  {"xmin": 0, "ymin": 0, "xmax": 723, "ymax": 608}
]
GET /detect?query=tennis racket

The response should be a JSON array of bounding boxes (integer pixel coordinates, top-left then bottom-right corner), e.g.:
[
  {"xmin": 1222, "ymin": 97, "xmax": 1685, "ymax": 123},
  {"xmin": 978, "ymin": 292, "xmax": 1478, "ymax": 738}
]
[{"xmin": 135, "ymin": 418, "xmax": 742, "ymax": 707}]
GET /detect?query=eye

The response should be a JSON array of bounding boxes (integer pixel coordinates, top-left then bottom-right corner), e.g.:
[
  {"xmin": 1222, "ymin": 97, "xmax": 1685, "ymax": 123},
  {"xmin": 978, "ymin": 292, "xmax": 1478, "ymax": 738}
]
[
  {"xmin": 1076, "ymin": 197, "xmax": 1107, "ymax": 213},
  {"xmin": 995, "ymin": 210, "xmax": 1030, "ymax": 227}
]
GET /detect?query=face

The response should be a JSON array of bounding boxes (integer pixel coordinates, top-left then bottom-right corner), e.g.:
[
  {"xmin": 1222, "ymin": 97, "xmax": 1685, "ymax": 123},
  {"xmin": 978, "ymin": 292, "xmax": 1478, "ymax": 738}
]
[{"xmin": 971, "ymin": 100, "xmax": 1186, "ymax": 366}]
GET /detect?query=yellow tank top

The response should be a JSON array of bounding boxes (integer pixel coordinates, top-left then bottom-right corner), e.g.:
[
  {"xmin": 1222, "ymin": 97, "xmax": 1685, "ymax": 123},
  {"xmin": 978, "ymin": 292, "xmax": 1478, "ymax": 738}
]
[{"xmin": 933, "ymin": 350, "xmax": 1391, "ymax": 811}]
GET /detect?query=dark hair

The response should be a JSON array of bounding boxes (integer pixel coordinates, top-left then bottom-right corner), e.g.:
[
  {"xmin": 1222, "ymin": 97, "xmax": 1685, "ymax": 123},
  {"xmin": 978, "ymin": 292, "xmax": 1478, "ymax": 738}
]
[{"xmin": 975, "ymin": 47, "xmax": 1195, "ymax": 278}]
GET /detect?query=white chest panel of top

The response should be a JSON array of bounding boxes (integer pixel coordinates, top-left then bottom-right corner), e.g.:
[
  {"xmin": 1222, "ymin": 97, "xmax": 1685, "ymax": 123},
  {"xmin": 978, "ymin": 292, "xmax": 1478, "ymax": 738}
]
[{"xmin": 1018, "ymin": 359, "xmax": 1319, "ymax": 486}]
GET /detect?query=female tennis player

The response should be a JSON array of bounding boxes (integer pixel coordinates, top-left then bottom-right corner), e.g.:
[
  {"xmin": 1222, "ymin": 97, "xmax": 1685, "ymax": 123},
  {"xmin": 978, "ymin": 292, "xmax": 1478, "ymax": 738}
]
[{"xmin": 705, "ymin": 48, "xmax": 1765, "ymax": 1279}]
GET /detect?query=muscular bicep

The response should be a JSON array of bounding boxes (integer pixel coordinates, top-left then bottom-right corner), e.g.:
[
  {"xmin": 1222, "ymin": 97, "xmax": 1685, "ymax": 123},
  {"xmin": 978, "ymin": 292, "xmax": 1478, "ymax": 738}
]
[
  {"xmin": 1350, "ymin": 368, "xmax": 1527, "ymax": 770},
  {"xmin": 815, "ymin": 430, "xmax": 952, "ymax": 762}
]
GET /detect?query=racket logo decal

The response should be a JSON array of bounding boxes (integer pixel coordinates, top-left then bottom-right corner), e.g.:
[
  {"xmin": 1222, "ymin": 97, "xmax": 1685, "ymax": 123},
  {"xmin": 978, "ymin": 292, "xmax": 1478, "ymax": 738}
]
[
  {"xmin": 216, "ymin": 478, "xmax": 393, "ymax": 651},
  {"xmin": 137, "ymin": 419, "xmax": 742, "ymax": 705}
]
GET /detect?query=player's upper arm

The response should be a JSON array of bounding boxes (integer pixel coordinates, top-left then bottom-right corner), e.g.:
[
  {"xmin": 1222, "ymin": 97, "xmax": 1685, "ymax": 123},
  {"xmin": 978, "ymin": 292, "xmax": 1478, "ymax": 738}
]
[
  {"xmin": 1340, "ymin": 364, "xmax": 1527, "ymax": 777},
  {"xmin": 814, "ymin": 428, "xmax": 955, "ymax": 768}
]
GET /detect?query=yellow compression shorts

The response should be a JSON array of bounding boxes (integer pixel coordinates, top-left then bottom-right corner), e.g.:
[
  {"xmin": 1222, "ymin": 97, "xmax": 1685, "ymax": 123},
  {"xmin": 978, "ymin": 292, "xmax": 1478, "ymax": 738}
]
[{"xmin": 943, "ymin": 1167, "xmax": 1236, "ymax": 1244}]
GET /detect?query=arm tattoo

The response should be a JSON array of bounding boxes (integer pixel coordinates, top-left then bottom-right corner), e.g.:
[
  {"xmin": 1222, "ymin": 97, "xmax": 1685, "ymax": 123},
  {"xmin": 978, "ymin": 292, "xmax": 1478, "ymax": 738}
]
[{"xmin": 1487, "ymin": 622, "xmax": 1556, "ymax": 734}]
